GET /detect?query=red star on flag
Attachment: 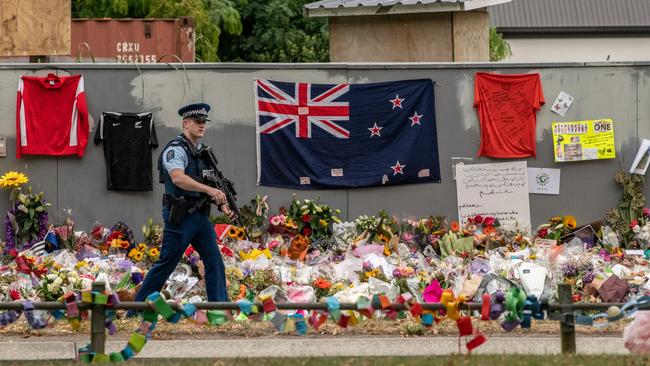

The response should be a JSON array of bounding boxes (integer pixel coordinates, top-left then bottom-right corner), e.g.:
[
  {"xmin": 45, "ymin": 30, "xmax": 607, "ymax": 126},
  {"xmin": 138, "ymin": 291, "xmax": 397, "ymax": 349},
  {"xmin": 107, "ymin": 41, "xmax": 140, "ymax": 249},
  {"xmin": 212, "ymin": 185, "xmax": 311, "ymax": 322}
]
[
  {"xmin": 389, "ymin": 94, "xmax": 405, "ymax": 109},
  {"xmin": 391, "ymin": 161, "xmax": 405, "ymax": 175},
  {"xmin": 408, "ymin": 111, "xmax": 422, "ymax": 126},
  {"xmin": 368, "ymin": 122, "xmax": 383, "ymax": 137}
]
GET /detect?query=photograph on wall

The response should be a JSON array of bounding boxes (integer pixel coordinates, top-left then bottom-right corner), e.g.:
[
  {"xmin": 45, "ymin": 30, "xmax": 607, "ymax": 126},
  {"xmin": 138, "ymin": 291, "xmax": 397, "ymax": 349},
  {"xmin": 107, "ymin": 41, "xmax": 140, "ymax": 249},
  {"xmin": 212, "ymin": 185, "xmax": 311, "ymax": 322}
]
[{"xmin": 552, "ymin": 119, "xmax": 615, "ymax": 162}]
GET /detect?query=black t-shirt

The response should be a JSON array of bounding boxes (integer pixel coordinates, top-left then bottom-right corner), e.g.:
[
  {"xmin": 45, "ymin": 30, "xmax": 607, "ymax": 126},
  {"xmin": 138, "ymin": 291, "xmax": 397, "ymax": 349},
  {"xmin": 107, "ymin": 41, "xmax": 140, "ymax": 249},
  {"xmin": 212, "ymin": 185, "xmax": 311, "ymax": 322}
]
[{"xmin": 94, "ymin": 112, "xmax": 159, "ymax": 191}]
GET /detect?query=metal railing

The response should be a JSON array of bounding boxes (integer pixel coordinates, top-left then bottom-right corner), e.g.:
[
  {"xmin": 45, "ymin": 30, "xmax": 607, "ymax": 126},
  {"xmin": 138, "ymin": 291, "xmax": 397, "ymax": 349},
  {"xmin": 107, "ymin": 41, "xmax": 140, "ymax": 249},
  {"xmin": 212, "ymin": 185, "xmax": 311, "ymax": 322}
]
[{"xmin": 0, "ymin": 283, "xmax": 625, "ymax": 356}]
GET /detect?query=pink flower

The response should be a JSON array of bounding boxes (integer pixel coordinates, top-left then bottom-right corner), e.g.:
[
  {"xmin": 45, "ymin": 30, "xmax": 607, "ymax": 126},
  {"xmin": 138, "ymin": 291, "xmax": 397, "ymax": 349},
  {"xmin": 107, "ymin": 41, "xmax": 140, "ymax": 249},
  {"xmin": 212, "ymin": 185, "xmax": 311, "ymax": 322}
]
[
  {"xmin": 473, "ymin": 215, "xmax": 483, "ymax": 224},
  {"xmin": 483, "ymin": 217, "xmax": 495, "ymax": 226},
  {"xmin": 401, "ymin": 232, "xmax": 414, "ymax": 243},
  {"xmin": 270, "ymin": 215, "xmax": 281, "ymax": 226},
  {"xmin": 630, "ymin": 219, "xmax": 639, "ymax": 229},
  {"xmin": 279, "ymin": 214, "xmax": 286, "ymax": 225},
  {"xmin": 268, "ymin": 240, "xmax": 280, "ymax": 250},
  {"xmin": 644, "ymin": 208, "xmax": 650, "ymax": 218}
]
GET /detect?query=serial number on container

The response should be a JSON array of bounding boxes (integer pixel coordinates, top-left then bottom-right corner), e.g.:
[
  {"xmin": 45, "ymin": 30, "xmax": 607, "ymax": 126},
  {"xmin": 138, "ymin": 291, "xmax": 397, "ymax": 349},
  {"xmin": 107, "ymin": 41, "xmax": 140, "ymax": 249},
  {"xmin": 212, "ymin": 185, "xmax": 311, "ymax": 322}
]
[{"xmin": 116, "ymin": 54, "xmax": 157, "ymax": 63}]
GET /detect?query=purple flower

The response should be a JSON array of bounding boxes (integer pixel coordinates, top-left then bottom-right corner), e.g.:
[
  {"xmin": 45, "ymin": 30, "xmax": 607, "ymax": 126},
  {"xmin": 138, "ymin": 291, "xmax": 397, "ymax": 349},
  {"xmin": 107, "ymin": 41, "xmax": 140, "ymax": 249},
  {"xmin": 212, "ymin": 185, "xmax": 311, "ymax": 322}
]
[
  {"xmin": 561, "ymin": 263, "xmax": 578, "ymax": 278},
  {"xmin": 470, "ymin": 259, "xmax": 490, "ymax": 275},
  {"xmin": 117, "ymin": 259, "xmax": 134, "ymax": 271},
  {"xmin": 598, "ymin": 249, "xmax": 612, "ymax": 262},
  {"xmin": 583, "ymin": 271, "xmax": 595, "ymax": 284}
]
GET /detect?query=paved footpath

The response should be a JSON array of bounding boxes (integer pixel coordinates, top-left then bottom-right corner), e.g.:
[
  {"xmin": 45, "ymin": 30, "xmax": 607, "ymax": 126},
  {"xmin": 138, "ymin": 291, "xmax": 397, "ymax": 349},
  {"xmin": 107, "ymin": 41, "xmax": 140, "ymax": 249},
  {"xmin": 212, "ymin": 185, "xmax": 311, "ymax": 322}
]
[{"xmin": 0, "ymin": 337, "xmax": 630, "ymax": 360}]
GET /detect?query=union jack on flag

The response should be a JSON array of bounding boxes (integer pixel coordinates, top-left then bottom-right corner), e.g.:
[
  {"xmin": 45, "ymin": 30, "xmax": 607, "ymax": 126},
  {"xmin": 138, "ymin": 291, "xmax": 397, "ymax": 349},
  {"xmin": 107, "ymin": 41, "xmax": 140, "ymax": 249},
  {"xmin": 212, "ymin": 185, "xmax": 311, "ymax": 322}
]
[
  {"xmin": 256, "ymin": 79, "xmax": 350, "ymax": 138},
  {"xmin": 255, "ymin": 79, "xmax": 440, "ymax": 189}
]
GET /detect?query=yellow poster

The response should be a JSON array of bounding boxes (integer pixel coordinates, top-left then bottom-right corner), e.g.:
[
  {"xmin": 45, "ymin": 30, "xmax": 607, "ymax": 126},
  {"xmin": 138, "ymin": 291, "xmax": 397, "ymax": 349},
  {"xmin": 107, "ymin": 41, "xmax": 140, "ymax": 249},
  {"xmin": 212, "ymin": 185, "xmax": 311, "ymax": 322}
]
[{"xmin": 552, "ymin": 119, "xmax": 615, "ymax": 162}]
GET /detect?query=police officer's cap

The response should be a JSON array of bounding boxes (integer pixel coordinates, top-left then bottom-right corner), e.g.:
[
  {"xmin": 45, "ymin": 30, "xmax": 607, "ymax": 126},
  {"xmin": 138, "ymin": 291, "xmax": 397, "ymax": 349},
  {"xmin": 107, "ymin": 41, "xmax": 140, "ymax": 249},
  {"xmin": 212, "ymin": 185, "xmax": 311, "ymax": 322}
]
[{"xmin": 178, "ymin": 103, "xmax": 211, "ymax": 122}]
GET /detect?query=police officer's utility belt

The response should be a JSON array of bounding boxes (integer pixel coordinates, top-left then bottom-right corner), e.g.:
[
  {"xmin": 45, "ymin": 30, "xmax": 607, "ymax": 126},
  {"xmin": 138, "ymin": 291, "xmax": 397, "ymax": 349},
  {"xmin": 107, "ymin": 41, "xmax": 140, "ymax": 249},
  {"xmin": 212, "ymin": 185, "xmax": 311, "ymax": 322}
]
[{"xmin": 163, "ymin": 194, "xmax": 210, "ymax": 225}]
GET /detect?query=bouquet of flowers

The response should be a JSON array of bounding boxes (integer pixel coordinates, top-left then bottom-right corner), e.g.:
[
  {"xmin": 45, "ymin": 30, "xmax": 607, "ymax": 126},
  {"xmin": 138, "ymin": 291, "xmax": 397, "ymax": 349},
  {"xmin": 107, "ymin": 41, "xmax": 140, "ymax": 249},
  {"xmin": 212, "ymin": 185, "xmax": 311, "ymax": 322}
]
[
  {"xmin": 1, "ymin": 171, "xmax": 50, "ymax": 254},
  {"xmin": 287, "ymin": 197, "xmax": 341, "ymax": 241},
  {"xmin": 39, "ymin": 268, "xmax": 83, "ymax": 301},
  {"xmin": 604, "ymin": 171, "xmax": 646, "ymax": 247},
  {"xmin": 242, "ymin": 268, "xmax": 281, "ymax": 295},
  {"xmin": 533, "ymin": 215, "xmax": 577, "ymax": 242},
  {"xmin": 268, "ymin": 211, "xmax": 298, "ymax": 236},
  {"xmin": 312, "ymin": 277, "xmax": 332, "ymax": 300},
  {"xmin": 128, "ymin": 242, "xmax": 160, "ymax": 264},
  {"xmin": 53, "ymin": 217, "xmax": 76, "ymax": 251},
  {"xmin": 141, "ymin": 217, "xmax": 162, "ymax": 247},
  {"xmin": 236, "ymin": 195, "xmax": 269, "ymax": 242}
]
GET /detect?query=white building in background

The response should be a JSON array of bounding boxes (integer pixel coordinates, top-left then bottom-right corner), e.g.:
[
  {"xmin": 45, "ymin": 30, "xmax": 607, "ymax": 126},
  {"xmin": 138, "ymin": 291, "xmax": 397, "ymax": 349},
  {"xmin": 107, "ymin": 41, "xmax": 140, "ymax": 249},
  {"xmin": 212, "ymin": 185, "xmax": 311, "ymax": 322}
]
[{"xmin": 489, "ymin": 0, "xmax": 650, "ymax": 62}]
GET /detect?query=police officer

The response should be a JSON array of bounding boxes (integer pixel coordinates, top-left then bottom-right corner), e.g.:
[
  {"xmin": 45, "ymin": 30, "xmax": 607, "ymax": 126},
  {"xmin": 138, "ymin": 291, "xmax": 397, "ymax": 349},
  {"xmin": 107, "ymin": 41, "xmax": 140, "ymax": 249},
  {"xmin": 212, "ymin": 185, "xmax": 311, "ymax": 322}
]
[{"xmin": 134, "ymin": 103, "xmax": 233, "ymax": 303}]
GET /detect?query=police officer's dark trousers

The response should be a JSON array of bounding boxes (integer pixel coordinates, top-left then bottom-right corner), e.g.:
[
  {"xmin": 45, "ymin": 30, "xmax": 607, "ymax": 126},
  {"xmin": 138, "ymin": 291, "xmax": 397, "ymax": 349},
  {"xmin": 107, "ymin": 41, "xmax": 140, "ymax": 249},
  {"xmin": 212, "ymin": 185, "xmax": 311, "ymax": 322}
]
[{"xmin": 135, "ymin": 207, "xmax": 228, "ymax": 302}]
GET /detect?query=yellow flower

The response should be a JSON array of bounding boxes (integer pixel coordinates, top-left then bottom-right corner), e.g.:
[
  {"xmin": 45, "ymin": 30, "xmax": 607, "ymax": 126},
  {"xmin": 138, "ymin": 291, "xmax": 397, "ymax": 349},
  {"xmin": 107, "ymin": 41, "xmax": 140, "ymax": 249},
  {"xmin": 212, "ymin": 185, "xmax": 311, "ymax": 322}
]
[
  {"xmin": 319, "ymin": 219, "xmax": 328, "ymax": 227},
  {"xmin": 384, "ymin": 245, "xmax": 391, "ymax": 256},
  {"xmin": 137, "ymin": 242, "xmax": 147, "ymax": 251},
  {"xmin": 75, "ymin": 260, "xmax": 89, "ymax": 270},
  {"xmin": 128, "ymin": 248, "xmax": 140, "ymax": 259},
  {"xmin": 563, "ymin": 216, "xmax": 577, "ymax": 230},
  {"xmin": 228, "ymin": 226, "xmax": 238, "ymax": 238},
  {"xmin": 133, "ymin": 251, "xmax": 144, "ymax": 262},
  {"xmin": 0, "ymin": 171, "xmax": 29, "ymax": 189},
  {"xmin": 148, "ymin": 247, "xmax": 160, "ymax": 258}
]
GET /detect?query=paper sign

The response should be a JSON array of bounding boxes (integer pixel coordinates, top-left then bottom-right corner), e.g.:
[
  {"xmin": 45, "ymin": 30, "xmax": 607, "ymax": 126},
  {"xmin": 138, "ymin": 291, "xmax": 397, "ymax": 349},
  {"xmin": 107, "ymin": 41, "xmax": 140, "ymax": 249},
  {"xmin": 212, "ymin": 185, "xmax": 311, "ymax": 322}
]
[
  {"xmin": 552, "ymin": 119, "xmax": 615, "ymax": 162},
  {"xmin": 528, "ymin": 167, "xmax": 560, "ymax": 195},
  {"xmin": 629, "ymin": 139, "xmax": 650, "ymax": 175},
  {"xmin": 455, "ymin": 161, "xmax": 530, "ymax": 232},
  {"xmin": 551, "ymin": 91, "xmax": 574, "ymax": 117}
]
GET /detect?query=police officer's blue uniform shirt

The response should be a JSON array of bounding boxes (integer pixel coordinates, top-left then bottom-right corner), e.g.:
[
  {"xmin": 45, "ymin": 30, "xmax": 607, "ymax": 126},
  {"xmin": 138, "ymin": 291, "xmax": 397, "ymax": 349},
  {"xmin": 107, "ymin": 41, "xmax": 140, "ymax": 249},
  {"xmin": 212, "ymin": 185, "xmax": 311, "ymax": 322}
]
[{"xmin": 162, "ymin": 140, "xmax": 204, "ymax": 175}]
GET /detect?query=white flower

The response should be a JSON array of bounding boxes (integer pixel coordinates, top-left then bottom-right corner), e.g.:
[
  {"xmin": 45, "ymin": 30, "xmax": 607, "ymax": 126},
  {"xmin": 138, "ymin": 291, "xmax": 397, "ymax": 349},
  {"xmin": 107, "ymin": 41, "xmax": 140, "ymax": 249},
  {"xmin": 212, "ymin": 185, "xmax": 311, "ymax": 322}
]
[
  {"xmin": 47, "ymin": 274, "xmax": 57, "ymax": 281},
  {"xmin": 69, "ymin": 271, "xmax": 78, "ymax": 277},
  {"xmin": 53, "ymin": 277, "xmax": 63, "ymax": 286}
]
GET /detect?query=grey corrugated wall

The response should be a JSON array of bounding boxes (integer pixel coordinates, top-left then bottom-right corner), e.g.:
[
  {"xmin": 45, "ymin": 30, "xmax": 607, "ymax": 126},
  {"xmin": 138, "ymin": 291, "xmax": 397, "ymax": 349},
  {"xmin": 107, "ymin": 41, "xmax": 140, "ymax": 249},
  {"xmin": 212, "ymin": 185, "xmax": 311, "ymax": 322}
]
[{"xmin": 0, "ymin": 62, "xmax": 648, "ymax": 239}]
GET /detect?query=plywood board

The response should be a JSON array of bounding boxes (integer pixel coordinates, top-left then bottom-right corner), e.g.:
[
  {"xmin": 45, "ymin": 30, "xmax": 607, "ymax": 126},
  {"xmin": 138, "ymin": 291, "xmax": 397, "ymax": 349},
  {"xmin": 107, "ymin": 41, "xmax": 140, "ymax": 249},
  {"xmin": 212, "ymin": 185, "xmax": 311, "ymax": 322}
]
[
  {"xmin": 329, "ymin": 13, "xmax": 453, "ymax": 62},
  {"xmin": 0, "ymin": 0, "xmax": 71, "ymax": 56}
]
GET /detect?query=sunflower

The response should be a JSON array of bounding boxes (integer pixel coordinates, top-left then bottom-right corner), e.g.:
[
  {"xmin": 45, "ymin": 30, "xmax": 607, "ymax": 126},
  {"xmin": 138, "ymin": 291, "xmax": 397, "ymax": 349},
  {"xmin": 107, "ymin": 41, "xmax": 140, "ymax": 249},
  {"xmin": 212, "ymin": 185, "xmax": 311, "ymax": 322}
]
[
  {"xmin": 383, "ymin": 245, "xmax": 392, "ymax": 256},
  {"xmin": 133, "ymin": 251, "xmax": 144, "ymax": 262},
  {"xmin": 236, "ymin": 228, "xmax": 246, "ymax": 240},
  {"xmin": 377, "ymin": 234, "xmax": 389, "ymax": 244},
  {"xmin": 148, "ymin": 247, "xmax": 160, "ymax": 259},
  {"xmin": 0, "ymin": 171, "xmax": 29, "ymax": 189},
  {"xmin": 128, "ymin": 248, "xmax": 140, "ymax": 259},
  {"xmin": 563, "ymin": 216, "xmax": 577, "ymax": 230},
  {"xmin": 137, "ymin": 242, "xmax": 148, "ymax": 251},
  {"xmin": 228, "ymin": 226, "xmax": 238, "ymax": 238}
]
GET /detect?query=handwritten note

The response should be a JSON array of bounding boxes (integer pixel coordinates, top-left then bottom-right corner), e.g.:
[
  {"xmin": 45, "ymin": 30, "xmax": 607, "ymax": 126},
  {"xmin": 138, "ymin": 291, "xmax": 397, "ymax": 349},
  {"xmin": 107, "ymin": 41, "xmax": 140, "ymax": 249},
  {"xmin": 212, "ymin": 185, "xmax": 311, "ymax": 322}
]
[{"xmin": 455, "ymin": 161, "xmax": 531, "ymax": 232}]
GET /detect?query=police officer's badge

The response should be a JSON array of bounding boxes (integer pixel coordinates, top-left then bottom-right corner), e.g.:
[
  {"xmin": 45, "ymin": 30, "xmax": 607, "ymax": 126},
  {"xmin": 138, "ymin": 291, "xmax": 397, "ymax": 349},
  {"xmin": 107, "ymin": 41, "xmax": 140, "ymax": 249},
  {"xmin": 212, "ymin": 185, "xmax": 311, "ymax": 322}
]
[{"xmin": 166, "ymin": 149, "xmax": 175, "ymax": 161}]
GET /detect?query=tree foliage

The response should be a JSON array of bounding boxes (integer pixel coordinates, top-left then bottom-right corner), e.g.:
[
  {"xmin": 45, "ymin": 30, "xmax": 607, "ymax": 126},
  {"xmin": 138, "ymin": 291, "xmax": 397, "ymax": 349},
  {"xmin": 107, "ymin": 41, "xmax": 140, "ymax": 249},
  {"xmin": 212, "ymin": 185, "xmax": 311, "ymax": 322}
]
[
  {"xmin": 489, "ymin": 27, "xmax": 512, "ymax": 62},
  {"xmin": 71, "ymin": 0, "xmax": 242, "ymax": 62},
  {"xmin": 218, "ymin": 0, "xmax": 328, "ymax": 62}
]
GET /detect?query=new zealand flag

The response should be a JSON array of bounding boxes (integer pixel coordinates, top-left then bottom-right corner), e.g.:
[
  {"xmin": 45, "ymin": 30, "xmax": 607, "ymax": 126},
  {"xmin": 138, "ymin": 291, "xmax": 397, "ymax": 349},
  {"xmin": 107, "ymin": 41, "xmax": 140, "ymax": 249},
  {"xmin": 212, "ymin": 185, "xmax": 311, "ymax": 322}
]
[{"xmin": 255, "ymin": 79, "xmax": 440, "ymax": 189}]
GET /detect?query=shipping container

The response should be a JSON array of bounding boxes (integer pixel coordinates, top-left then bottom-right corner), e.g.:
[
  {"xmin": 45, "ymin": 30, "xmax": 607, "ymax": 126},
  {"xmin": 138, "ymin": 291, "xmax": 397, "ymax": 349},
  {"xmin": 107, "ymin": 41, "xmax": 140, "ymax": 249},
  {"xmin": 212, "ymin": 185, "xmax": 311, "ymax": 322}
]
[{"xmin": 0, "ymin": 17, "xmax": 195, "ymax": 63}]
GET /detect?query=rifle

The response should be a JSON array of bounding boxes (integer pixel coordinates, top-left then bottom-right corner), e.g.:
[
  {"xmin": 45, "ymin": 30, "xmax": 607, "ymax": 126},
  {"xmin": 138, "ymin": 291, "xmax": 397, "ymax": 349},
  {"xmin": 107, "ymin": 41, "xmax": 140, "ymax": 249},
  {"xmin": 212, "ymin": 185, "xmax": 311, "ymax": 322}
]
[{"xmin": 191, "ymin": 146, "xmax": 243, "ymax": 227}]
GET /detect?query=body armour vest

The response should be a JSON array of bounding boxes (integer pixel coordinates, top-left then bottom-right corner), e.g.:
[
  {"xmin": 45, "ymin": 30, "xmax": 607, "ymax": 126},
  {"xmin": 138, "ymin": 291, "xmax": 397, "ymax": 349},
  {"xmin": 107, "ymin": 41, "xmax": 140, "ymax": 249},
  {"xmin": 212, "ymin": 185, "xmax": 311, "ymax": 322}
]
[{"xmin": 157, "ymin": 134, "xmax": 209, "ymax": 200}]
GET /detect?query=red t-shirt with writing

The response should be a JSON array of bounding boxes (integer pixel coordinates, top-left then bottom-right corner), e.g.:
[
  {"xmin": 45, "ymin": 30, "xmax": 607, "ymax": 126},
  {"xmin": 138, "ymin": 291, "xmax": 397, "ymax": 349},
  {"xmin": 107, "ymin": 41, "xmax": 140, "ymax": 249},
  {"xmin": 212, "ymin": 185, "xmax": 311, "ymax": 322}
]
[
  {"xmin": 16, "ymin": 74, "xmax": 88, "ymax": 158},
  {"xmin": 474, "ymin": 72, "xmax": 544, "ymax": 158}
]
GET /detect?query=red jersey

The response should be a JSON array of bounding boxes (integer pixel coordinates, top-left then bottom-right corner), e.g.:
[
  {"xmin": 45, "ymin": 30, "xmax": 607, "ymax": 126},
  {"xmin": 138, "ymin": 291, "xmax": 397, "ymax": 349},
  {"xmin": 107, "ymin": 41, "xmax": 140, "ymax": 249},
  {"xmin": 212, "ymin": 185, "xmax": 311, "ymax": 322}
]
[
  {"xmin": 474, "ymin": 72, "xmax": 544, "ymax": 158},
  {"xmin": 16, "ymin": 74, "xmax": 89, "ymax": 158}
]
